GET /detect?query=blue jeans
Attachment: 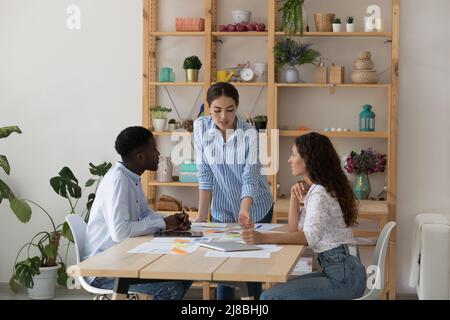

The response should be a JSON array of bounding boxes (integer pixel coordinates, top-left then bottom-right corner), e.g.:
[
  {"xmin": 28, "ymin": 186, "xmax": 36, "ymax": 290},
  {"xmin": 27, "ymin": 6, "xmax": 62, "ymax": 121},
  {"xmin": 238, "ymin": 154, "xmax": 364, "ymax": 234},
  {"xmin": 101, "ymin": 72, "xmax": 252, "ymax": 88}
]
[
  {"xmin": 212, "ymin": 205, "xmax": 274, "ymax": 300},
  {"xmin": 260, "ymin": 244, "xmax": 367, "ymax": 300},
  {"xmin": 91, "ymin": 277, "xmax": 192, "ymax": 300}
]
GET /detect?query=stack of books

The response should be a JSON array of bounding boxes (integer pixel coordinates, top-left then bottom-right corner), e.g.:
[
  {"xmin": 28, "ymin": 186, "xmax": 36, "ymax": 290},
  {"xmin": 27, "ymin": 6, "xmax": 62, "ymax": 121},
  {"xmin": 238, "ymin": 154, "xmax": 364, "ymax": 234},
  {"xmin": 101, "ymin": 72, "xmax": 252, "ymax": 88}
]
[{"xmin": 179, "ymin": 161, "xmax": 198, "ymax": 183}]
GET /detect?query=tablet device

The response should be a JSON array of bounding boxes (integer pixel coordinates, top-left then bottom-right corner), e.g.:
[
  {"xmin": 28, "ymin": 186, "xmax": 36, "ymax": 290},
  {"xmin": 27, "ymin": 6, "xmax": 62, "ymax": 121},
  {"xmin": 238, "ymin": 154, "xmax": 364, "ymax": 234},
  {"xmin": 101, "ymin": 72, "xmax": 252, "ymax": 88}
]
[
  {"xmin": 154, "ymin": 230, "xmax": 203, "ymax": 237},
  {"xmin": 199, "ymin": 241, "xmax": 262, "ymax": 252}
]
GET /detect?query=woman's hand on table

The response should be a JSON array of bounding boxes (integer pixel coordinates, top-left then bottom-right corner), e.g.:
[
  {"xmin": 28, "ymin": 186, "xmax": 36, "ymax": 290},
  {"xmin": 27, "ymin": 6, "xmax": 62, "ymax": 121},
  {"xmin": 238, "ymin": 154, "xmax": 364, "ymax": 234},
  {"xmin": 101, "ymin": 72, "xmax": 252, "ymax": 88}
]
[
  {"xmin": 238, "ymin": 209, "xmax": 254, "ymax": 229},
  {"xmin": 241, "ymin": 228, "xmax": 264, "ymax": 245}
]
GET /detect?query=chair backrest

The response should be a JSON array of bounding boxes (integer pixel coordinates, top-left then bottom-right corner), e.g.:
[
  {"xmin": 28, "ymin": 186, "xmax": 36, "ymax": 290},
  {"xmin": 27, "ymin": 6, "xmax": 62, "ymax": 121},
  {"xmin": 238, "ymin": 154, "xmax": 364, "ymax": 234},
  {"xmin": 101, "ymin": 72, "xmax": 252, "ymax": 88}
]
[
  {"xmin": 356, "ymin": 221, "xmax": 396, "ymax": 300},
  {"xmin": 65, "ymin": 214, "xmax": 116, "ymax": 295},
  {"xmin": 65, "ymin": 214, "xmax": 87, "ymax": 264}
]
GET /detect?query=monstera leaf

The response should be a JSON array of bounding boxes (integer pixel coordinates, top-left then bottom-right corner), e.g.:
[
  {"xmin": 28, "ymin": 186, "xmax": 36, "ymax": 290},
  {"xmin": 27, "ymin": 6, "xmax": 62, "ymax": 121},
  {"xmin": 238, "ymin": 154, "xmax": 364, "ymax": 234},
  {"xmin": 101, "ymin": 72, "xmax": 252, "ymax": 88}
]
[
  {"xmin": 50, "ymin": 167, "xmax": 81, "ymax": 199},
  {"xmin": 89, "ymin": 162, "xmax": 112, "ymax": 177},
  {"xmin": 0, "ymin": 126, "xmax": 22, "ymax": 139}
]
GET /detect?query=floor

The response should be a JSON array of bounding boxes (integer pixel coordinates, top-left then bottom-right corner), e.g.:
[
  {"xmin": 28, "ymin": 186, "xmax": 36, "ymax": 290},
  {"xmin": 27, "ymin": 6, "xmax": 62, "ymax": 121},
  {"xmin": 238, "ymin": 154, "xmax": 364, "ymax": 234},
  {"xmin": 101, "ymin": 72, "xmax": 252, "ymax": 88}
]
[
  {"xmin": 0, "ymin": 283, "xmax": 416, "ymax": 300},
  {"xmin": 0, "ymin": 283, "xmax": 203, "ymax": 300}
]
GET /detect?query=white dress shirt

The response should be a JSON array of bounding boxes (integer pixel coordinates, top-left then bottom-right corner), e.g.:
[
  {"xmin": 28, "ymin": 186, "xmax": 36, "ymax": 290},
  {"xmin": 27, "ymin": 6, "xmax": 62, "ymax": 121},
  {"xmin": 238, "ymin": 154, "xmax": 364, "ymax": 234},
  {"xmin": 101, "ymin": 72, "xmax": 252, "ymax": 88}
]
[
  {"xmin": 83, "ymin": 162, "xmax": 166, "ymax": 266},
  {"xmin": 298, "ymin": 184, "xmax": 355, "ymax": 253}
]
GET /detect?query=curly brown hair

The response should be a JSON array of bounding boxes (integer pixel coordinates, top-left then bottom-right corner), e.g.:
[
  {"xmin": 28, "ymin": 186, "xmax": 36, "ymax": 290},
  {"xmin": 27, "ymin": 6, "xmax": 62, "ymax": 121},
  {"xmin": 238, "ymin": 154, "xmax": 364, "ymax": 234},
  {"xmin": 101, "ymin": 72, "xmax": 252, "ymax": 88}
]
[{"xmin": 295, "ymin": 132, "xmax": 358, "ymax": 227}]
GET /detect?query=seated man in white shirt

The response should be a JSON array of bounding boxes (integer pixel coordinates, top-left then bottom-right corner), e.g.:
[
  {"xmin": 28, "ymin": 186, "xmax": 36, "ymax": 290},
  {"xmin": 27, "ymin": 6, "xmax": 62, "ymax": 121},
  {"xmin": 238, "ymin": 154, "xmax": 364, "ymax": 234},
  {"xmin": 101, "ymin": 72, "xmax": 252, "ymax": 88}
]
[{"xmin": 84, "ymin": 126, "xmax": 192, "ymax": 299}]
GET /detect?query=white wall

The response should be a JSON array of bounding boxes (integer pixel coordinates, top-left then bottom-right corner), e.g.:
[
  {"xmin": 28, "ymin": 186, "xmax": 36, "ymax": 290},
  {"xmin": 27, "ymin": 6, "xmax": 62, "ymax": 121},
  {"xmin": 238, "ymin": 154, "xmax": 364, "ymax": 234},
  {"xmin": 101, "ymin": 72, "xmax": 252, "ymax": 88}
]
[
  {"xmin": 1, "ymin": 0, "xmax": 449, "ymax": 296},
  {"xmin": 0, "ymin": 0, "xmax": 142, "ymax": 280}
]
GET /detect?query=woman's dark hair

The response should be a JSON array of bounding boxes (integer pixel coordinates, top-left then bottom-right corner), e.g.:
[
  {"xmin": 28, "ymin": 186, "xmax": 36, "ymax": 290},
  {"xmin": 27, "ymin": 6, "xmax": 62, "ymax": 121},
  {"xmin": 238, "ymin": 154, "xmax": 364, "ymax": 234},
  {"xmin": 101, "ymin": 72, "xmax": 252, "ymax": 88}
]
[
  {"xmin": 295, "ymin": 132, "xmax": 358, "ymax": 227},
  {"xmin": 115, "ymin": 126, "xmax": 153, "ymax": 158},
  {"xmin": 206, "ymin": 82, "xmax": 239, "ymax": 106}
]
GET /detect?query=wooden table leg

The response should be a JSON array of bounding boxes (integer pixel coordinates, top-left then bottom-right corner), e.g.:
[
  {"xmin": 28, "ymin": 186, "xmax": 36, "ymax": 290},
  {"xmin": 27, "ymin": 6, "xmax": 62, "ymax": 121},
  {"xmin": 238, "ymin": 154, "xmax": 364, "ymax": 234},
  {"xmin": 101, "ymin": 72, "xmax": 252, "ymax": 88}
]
[
  {"xmin": 237, "ymin": 282, "xmax": 255, "ymax": 300},
  {"xmin": 112, "ymin": 278, "xmax": 130, "ymax": 300}
]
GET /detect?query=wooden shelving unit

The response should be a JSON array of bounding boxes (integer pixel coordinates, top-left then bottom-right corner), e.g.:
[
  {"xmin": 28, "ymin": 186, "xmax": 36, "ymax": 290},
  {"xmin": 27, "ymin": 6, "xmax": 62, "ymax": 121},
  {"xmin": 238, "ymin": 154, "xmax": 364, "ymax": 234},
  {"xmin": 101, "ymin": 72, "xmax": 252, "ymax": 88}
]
[
  {"xmin": 279, "ymin": 131, "xmax": 389, "ymax": 138},
  {"xmin": 274, "ymin": 31, "xmax": 392, "ymax": 37},
  {"xmin": 143, "ymin": 0, "xmax": 399, "ymax": 299},
  {"xmin": 148, "ymin": 181, "xmax": 199, "ymax": 187}
]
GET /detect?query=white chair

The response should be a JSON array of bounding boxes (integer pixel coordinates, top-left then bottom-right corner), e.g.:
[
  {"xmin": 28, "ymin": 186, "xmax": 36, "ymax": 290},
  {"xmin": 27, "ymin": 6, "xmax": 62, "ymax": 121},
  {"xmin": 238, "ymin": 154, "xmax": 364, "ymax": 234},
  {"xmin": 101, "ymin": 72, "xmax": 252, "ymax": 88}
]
[
  {"xmin": 355, "ymin": 221, "xmax": 396, "ymax": 300},
  {"xmin": 65, "ymin": 215, "xmax": 147, "ymax": 300}
]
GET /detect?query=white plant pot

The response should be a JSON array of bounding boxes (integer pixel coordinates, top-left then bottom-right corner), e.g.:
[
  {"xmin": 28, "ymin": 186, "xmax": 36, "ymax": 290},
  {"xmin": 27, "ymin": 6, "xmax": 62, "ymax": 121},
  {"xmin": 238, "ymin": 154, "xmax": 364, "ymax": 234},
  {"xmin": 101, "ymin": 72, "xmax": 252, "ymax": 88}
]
[
  {"xmin": 332, "ymin": 23, "xmax": 342, "ymax": 32},
  {"xmin": 346, "ymin": 23, "xmax": 355, "ymax": 32},
  {"xmin": 168, "ymin": 123, "xmax": 176, "ymax": 131},
  {"xmin": 27, "ymin": 265, "xmax": 59, "ymax": 300},
  {"xmin": 285, "ymin": 66, "xmax": 299, "ymax": 83},
  {"xmin": 152, "ymin": 118, "xmax": 167, "ymax": 132}
]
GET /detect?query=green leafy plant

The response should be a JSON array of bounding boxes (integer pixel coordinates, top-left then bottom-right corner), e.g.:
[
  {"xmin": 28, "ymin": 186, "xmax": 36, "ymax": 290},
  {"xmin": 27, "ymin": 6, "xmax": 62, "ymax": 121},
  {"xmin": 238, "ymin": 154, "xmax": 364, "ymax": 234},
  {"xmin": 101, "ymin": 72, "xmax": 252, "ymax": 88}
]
[
  {"xmin": 253, "ymin": 115, "xmax": 268, "ymax": 122},
  {"xmin": 273, "ymin": 38, "xmax": 320, "ymax": 67},
  {"xmin": 9, "ymin": 162, "xmax": 111, "ymax": 292},
  {"xmin": 0, "ymin": 126, "xmax": 32, "ymax": 223},
  {"xmin": 334, "ymin": 18, "xmax": 342, "ymax": 24},
  {"xmin": 347, "ymin": 16, "xmax": 354, "ymax": 24},
  {"xmin": 183, "ymin": 56, "xmax": 202, "ymax": 70},
  {"xmin": 150, "ymin": 106, "xmax": 172, "ymax": 119},
  {"xmin": 279, "ymin": 0, "xmax": 305, "ymax": 36}
]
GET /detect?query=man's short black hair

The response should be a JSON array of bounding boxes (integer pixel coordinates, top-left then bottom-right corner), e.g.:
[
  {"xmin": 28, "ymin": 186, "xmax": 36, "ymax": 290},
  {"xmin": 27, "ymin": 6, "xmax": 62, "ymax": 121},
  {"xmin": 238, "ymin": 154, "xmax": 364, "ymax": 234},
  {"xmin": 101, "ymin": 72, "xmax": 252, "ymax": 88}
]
[{"xmin": 115, "ymin": 126, "xmax": 153, "ymax": 158}]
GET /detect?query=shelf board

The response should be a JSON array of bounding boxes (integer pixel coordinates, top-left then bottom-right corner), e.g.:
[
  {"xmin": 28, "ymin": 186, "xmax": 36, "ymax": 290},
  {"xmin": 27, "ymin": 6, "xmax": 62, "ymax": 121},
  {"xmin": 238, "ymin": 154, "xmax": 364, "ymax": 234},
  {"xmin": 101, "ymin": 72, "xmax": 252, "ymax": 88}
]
[
  {"xmin": 149, "ymin": 181, "xmax": 198, "ymax": 187},
  {"xmin": 150, "ymin": 32, "xmax": 205, "ymax": 36},
  {"xmin": 212, "ymin": 31, "xmax": 268, "ymax": 37},
  {"xmin": 279, "ymin": 131, "xmax": 388, "ymax": 138},
  {"xmin": 212, "ymin": 82, "xmax": 267, "ymax": 87},
  {"xmin": 275, "ymin": 31, "xmax": 391, "ymax": 37},
  {"xmin": 149, "ymin": 82, "xmax": 205, "ymax": 86},
  {"xmin": 152, "ymin": 131, "xmax": 192, "ymax": 137},
  {"xmin": 276, "ymin": 83, "xmax": 390, "ymax": 89}
]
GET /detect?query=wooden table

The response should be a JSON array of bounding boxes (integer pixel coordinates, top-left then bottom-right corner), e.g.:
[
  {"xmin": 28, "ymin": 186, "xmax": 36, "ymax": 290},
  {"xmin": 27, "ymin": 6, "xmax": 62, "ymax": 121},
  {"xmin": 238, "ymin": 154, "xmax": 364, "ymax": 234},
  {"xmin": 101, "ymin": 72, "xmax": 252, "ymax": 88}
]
[{"xmin": 68, "ymin": 230, "xmax": 304, "ymax": 300}]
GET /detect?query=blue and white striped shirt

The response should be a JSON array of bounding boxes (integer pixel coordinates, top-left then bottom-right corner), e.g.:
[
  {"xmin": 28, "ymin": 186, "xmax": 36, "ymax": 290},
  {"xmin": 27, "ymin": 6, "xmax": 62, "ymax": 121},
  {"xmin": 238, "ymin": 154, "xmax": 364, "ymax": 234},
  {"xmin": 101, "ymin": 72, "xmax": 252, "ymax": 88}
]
[{"xmin": 194, "ymin": 116, "xmax": 273, "ymax": 222}]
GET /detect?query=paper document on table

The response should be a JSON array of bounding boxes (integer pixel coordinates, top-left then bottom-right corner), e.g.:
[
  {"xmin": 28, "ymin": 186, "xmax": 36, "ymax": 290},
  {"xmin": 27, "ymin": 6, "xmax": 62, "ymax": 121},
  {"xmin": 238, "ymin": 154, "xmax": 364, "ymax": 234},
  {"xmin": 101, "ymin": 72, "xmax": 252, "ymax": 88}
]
[
  {"xmin": 128, "ymin": 241, "xmax": 199, "ymax": 255},
  {"xmin": 191, "ymin": 222, "xmax": 228, "ymax": 228},
  {"xmin": 150, "ymin": 237, "xmax": 212, "ymax": 243},
  {"xmin": 255, "ymin": 244, "xmax": 283, "ymax": 252},
  {"xmin": 204, "ymin": 250, "xmax": 271, "ymax": 258}
]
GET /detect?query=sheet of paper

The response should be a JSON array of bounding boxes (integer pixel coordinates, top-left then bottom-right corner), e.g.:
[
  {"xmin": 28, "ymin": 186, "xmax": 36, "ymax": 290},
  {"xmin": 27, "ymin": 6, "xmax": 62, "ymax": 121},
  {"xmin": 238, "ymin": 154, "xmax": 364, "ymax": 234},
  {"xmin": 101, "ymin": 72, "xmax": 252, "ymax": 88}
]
[
  {"xmin": 150, "ymin": 237, "xmax": 212, "ymax": 243},
  {"xmin": 255, "ymin": 244, "xmax": 283, "ymax": 252},
  {"xmin": 128, "ymin": 241, "xmax": 199, "ymax": 254},
  {"xmin": 191, "ymin": 222, "xmax": 228, "ymax": 228},
  {"xmin": 204, "ymin": 250, "xmax": 271, "ymax": 258}
]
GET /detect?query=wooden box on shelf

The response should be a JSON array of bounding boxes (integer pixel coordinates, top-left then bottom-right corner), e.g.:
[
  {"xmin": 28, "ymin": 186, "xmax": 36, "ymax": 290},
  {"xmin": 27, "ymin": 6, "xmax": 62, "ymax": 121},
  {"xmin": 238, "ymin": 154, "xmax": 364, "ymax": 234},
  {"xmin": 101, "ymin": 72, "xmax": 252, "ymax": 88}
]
[
  {"xmin": 329, "ymin": 64, "xmax": 345, "ymax": 84},
  {"xmin": 314, "ymin": 66, "xmax": 328, "ymax": 84}
]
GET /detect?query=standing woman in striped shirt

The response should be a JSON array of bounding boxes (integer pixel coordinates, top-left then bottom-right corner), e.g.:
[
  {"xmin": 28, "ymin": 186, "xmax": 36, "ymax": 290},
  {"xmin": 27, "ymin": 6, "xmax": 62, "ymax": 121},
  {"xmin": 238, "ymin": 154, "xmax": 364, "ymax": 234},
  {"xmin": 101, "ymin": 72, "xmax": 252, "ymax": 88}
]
[{"xmin": 194, "ymin": 82, "xmax": 274, "ymax": 299}]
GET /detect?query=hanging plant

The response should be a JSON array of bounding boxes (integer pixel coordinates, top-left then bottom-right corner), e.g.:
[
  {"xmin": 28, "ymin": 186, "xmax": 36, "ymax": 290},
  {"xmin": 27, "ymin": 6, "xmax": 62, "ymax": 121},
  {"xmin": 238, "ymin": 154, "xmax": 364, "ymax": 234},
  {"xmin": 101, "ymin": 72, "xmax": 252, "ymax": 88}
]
[{"xmin": 279, "ymin": 0, "xmax": 305, "ymax": 36}]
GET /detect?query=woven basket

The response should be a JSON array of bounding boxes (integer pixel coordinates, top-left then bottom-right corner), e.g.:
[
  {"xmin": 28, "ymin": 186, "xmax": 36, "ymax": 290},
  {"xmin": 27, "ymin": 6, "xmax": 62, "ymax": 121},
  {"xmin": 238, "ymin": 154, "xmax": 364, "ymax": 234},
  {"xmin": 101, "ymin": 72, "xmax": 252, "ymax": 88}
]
[
  {"xmin": 351, "ymin": 70, "xmax": 379, "ymax": 84},
  {"xmin": 353, "ymin": 59, "xmax": 374, "ymax": 70},
  {"xmin": 358, "ymin": 51, "xmax": 372, "ymax": 60},
  {"xmin": 314, "ymin": 13, "xmax": 335, "ymax": 32},
  {"xmin": 175, "ymin": 18, "xmax": 205, "ymax": 32}
]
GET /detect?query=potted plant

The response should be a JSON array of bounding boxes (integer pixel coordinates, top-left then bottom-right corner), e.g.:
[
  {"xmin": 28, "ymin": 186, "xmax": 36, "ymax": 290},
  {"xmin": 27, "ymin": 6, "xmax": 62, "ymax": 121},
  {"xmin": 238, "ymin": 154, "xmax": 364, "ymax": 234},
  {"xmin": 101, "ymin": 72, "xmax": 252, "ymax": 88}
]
[
  {"xmin": 253, "ymin": 115, "xmax": 268, "ymax": 131},
  {"xmin": 346, "ymin": 16, "xmax": 355, "ymax": 32},
  {"xmin": 183, "ymin": 55, "xmax": 202, "ymax": 82},
  {"xmin": 9, "ymin": 163, "xmax": 111, "ymax": 299},
  {"xmin": 279, "ymin": 0, "xmax": 307, "ymax": 36},
  {"xmin": 273, "ymin": 38, "xmax": 320, "ymax": 83},
  {"xmin": 168, "ymin": 118, "xmax": 177, "ymax": 131},
  {"xmin": 150, "ymin": 106, "xmax": 172, "ymax": 132},
  {"xmin": 344, "ymin": 148, "xmax": 386, "ymax": 200},
  {"xmin": 332, "ymin": 17, "xmax": 342, "ymax": 32}
]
